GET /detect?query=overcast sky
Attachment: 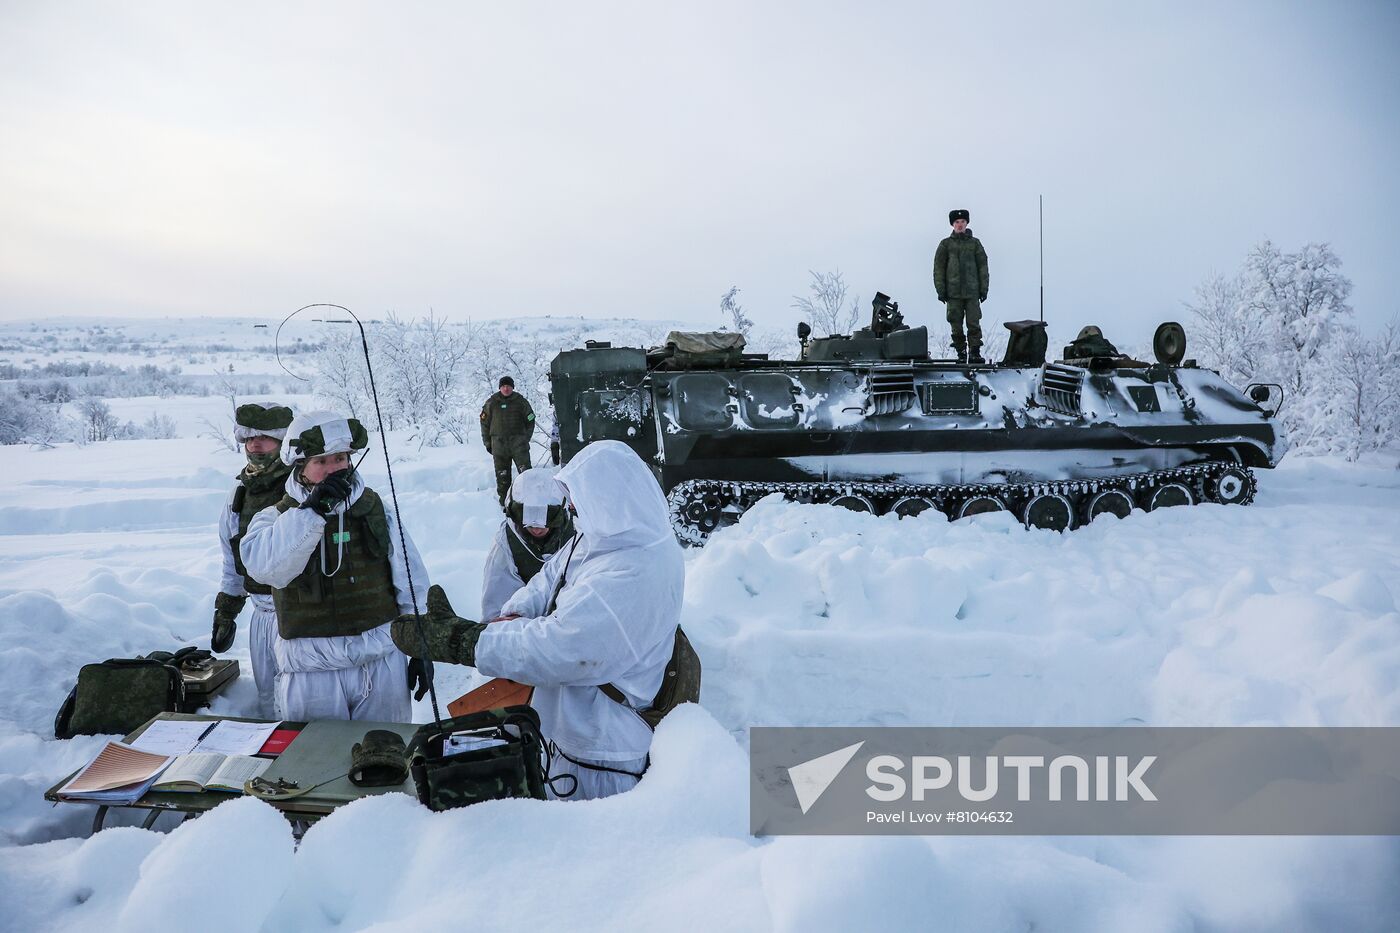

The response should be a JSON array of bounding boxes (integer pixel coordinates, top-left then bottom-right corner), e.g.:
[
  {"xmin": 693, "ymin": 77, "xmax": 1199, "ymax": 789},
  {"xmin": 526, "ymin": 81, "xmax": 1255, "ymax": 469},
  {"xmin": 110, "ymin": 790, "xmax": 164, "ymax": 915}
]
[{"xmin": 1, "ymin": 1, "xmax": 1396, "ymax": 343}]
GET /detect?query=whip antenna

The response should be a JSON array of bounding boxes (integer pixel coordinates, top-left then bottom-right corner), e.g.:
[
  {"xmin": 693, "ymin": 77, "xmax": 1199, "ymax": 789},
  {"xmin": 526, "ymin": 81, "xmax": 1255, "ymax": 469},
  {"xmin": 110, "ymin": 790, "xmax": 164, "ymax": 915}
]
[
  {"xmin": 278, "ymin": 303, "xmax": 443, "ymax": 725},
  {"xmin": 1039, "ymin": 195, "xmax": 1044, "ymax": 325}
]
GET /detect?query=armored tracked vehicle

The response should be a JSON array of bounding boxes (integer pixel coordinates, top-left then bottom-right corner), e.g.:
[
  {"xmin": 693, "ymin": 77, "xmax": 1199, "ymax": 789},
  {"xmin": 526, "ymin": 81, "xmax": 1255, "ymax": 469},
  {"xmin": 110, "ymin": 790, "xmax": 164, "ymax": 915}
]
[{"xmin": 549, "ymin": 295, "xmax": 1284, "ymax": 544}]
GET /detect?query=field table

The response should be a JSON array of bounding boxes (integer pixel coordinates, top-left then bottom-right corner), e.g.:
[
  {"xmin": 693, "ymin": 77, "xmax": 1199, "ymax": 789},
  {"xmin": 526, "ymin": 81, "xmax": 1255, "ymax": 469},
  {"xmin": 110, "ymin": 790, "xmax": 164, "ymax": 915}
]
[{"xmin": 45, "ymin": 711, "xmax": 420, "ymax": 835}]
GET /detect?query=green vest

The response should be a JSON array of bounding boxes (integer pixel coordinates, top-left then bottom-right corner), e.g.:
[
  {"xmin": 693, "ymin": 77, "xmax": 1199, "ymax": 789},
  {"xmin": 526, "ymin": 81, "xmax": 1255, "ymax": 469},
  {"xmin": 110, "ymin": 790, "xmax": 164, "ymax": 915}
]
[
  {"xmin": 229, "ymin": 463, "xmax": 292, "ymax": 596},
  {"xmin": 504, "ymin": 520, "xmax": 574, "ymax": 584},
  {"xmin": 270, "ymin": 488, "xmax": 401, "ymax": 640}
]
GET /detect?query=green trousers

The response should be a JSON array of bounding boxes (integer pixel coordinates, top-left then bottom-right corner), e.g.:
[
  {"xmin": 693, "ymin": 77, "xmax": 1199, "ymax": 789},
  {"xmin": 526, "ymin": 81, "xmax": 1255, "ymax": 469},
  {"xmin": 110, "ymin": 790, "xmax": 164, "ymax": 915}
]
[
  {"xmin": 491, "ymin": 435, "xmax": 532, "ymax": 504},
  {"xmin": 945, "ymin": 298, "xmax": 983, "ymax": 352}
]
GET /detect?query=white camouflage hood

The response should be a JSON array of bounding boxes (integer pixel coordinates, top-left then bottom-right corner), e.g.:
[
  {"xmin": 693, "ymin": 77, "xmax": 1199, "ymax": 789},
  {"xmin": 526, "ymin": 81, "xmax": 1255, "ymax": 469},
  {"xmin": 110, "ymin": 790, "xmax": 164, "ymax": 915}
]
[{"xmin": 555, "ymin": 440, "xmax": 672, "ymax": 549}]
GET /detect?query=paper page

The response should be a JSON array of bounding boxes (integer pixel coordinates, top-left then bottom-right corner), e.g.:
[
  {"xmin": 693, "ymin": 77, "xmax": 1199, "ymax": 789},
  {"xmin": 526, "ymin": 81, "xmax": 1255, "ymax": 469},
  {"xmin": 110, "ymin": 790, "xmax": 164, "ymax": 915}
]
[
  {"xmin": 194, "ymin": 720, "xmax": 278, "ymax": 756},
  {"xmin": 207, "ymin": 755, "xmax": 270, "ymax": 792},
  {"xmin": 60, "ymin": 742, "xmax": 172, "ymax": 794},
  {"xmin": 154, "ymin": 753, "xmax": 223, "ymax": 790},
  {"xmin": 128, "ymin": 719, "xmax": 210, "ymax": 756},
  {"xmin": 444, "ymin": 733, "xmax": 508, "ymax": 757}
]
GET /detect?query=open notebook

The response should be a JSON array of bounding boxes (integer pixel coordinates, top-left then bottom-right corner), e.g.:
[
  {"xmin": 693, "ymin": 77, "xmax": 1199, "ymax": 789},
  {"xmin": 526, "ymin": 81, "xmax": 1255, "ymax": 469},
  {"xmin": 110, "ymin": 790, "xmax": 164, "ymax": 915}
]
[{"xmin": 152, "ymin": 753, "xmax": 270, "ymax": 793}]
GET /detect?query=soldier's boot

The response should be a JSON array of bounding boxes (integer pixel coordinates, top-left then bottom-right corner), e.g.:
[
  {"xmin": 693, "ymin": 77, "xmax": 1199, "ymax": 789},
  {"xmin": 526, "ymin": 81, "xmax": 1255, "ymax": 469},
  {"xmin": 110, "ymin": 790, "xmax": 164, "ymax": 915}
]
[
  {"xmin": 951, "ymin": 336, "xmax": 968, "ymax": 364},
  {"xmin": 968, "ymin": 347, "xmax": 985, "ymax": 365}
]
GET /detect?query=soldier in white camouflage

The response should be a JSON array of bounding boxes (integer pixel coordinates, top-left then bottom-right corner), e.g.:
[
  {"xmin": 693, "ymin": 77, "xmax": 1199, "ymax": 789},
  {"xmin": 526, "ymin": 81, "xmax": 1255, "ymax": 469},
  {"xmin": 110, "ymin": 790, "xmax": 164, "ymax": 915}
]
[
  {"xmin": 214, "ymin": 402, "xmax": 295, "ymax": 717},
  {"xmin": 240, "ymin": 410, "xmax": 432, "ymax": 722}
]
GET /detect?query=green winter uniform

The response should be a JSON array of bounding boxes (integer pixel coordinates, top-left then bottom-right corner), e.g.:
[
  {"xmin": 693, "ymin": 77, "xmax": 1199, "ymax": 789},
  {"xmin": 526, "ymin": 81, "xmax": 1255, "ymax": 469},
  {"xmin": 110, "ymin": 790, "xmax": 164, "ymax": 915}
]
[
  {"xmin": 1064, "ymin": 332, "xmax": 1121, "ymax": 360},
  {"xmin": 270, "ymin": 490, "xmax": 400, "ymax": 640},
  {"xmin": 505, "ymin": 517, "xmax": 574, "ymax": 584},
  {"xmin": 228, "ymin": 462, "xmax": 292, "ymax": 596},
  {"xmin": 933, "ymin": 230, "xmax": 990, "ymax": 354},
  {"xmin": 480, "ymin": 391, "xmax": 535, "ymax": 503}
]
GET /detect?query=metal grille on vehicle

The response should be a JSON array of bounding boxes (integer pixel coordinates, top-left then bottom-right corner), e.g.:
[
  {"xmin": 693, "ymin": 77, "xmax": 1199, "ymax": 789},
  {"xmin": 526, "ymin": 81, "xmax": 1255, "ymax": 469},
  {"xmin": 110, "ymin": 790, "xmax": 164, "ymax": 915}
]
[
  {"xmin": 866, "ymin": 368, "xmax": 916, "ymax": 415},
  {"xmin": 1040, "ymin": 364, "xmax": 1084, "ymax": 415}
]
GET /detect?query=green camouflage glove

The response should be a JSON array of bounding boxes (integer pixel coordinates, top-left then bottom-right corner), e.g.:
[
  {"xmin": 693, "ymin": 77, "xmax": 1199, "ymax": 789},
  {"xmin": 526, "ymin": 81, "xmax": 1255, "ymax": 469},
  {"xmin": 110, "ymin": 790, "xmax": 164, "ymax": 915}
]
[
  {"xmin": 211, "ymin": 592, "xmax": 246, "ymax": 653},
  {"xmin": 391, "ymin": 584, "xmax": 487, "ymax": 667}
]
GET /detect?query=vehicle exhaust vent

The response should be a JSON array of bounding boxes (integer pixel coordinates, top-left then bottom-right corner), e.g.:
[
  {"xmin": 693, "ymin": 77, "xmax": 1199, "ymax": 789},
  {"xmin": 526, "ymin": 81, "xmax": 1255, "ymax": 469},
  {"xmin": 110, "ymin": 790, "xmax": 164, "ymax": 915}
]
[
  {"xmin": 1040, "ymin": 363, "xmax": 1084, "ymax": 415},
  {"xmin": 867, "ymin": 368, "xmax": 916, "ymax": 416}
]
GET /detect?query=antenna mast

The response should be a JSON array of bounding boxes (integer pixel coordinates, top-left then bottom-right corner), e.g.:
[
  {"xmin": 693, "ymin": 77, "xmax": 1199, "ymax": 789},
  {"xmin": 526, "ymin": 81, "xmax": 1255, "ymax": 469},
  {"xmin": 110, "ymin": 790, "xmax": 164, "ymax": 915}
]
[{"xmin": 1039, "ymin": 194, "xmax": 1044, "ymax": 324}]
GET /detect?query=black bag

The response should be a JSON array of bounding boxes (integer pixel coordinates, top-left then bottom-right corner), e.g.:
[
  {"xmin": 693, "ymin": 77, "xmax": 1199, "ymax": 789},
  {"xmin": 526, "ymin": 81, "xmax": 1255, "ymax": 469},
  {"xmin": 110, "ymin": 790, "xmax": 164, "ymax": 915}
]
[
  {"xmin": 1002, "ymin": 320, "xmax": 1048, "ymax": 367},
  {"xmin": 406, "ymin": 706, "xmax": 548, "ymax": 811},
  {"xmin": 54, "ymin": 655, "xmax": 192, "ymax": 739}
]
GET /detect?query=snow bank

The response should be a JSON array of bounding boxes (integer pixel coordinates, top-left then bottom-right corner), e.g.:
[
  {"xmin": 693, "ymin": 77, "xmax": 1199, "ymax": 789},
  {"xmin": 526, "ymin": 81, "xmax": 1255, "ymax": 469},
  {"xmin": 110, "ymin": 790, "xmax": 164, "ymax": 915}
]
[{"xmin": 1, "ymin": 437, "xmax": 1398, "ymax": 931}]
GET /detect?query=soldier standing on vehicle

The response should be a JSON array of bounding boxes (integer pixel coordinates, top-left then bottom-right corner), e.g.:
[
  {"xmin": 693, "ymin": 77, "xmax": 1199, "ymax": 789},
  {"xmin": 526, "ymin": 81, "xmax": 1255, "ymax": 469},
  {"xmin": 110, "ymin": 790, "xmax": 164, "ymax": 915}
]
[
  {"xmin": 933, "ymin": 209, "xmax": 990, "ymax": 365},
  {"xmin": 481, "ymin": 376, "xmax": 536, "ymax": 505}
]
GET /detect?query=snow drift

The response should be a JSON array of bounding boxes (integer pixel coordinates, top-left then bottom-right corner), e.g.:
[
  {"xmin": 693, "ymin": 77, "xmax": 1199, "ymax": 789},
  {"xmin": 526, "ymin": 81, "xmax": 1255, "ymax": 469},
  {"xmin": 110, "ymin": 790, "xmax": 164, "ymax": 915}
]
[{"xmin": 1, "ymin": 437, "xmax": 1399, "ymax": 931}]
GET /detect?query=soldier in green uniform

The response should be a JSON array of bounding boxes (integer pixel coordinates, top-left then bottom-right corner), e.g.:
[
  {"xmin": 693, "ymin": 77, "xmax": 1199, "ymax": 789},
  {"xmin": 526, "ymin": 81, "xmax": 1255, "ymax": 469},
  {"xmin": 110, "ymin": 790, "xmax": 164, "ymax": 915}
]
[
  {"xmin": 214, "ymin": 402, "xmax": 296, "ymax": 716},
  {"xmin": 480, "ymin": 376, "xmax": 536, "ymax": 505},
  {"xmin": 933, "ymin": 208, "xmax": 991, "ymax": 365},
  {"xmin": 1063, "ymin": 325, "xmax": 1121, "ymax": 361}
]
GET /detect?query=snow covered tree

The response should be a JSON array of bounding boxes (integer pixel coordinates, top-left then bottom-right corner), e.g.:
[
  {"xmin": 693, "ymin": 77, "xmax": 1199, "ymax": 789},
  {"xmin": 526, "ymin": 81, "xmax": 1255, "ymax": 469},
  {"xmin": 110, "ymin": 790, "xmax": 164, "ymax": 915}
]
[
  {"xmin": 1323, "ymin": 322, "xmax": 1400, "ymax": 461},
  {"xmin": 1188, "ymin": 240, "xmax": 1364, "ymax": 455},
  {"xmin": 792, "ymin": 269, "xmax": 860, "ymax": 337},
  {"xmin": 719, "ymin": 286, "xmax": 752, "ymax": 338},
  {"xmin": 77, "ymin": 398, "xmax": 121, "ymax": 442},
  {"xmin": 1243, "ymin": 240, "xmax": 1354, "ymax": 397},
  {"xmin": 1185, "ymin": 270, "xmax": 1267, "ymax": 388}
]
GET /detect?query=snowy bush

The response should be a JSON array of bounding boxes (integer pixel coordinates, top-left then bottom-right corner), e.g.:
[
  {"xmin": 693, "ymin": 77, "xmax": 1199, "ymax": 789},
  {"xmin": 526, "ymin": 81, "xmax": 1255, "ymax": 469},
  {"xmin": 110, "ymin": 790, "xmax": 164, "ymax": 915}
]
[
  {"xmin": 1187, "ymin": 240, "xmax": 1398, "ymax": 460},
  {"xmin": 141, "ymin": 411, "xmax": 180, "ymax": 440},
  {"xmin": 312, "ymin": 313, "xmax": 485, "ymax": 446},
  {"xmin": 0, "ymin": 391, "xmax": 63, "ymax": 446}
]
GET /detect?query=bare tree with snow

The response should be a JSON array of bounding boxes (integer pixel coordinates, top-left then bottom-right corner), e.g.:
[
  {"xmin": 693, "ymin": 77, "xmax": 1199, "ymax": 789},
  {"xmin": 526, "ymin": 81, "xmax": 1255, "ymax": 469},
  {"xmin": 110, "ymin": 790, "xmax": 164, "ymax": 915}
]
[
  {"xmin": 1324, "ymin": 322, "xmax": 1400, "ymax": 461},
  {"xmin": 792, "ymin": 269, "xmax": 860, "ymax": 337},
  {"xmin": 719, "ymin": 286, "xmax": 752, "ymax": 338}
]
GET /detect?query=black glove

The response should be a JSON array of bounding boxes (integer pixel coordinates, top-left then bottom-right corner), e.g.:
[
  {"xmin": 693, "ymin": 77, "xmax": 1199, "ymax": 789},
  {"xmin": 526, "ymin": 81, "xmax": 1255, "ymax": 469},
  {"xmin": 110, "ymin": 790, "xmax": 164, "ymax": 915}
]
[
  {"xmin": 979, "ymin": 293, "xmax": 988, "ymax": 303},
  {"xmin": 211, "ymin": 592, "xmax": 246, "ymax": 652},
  {"xmin": 937, "ymin": 294, "xmax": 947, "ymax": 303},
  {"xmin": 550, "ymin": 441, "xmax": 561, "ymax": 466},
  {"xmin": 300, "ymin": 471, "xmax": 353, "ymax": 516},
  {"xmin": 484, "ymin": 440, "xmax": 493, "ymax": 455},
  {"xmin": 406, "ymin": 657, "xmax": 435, "ymax": 701}
]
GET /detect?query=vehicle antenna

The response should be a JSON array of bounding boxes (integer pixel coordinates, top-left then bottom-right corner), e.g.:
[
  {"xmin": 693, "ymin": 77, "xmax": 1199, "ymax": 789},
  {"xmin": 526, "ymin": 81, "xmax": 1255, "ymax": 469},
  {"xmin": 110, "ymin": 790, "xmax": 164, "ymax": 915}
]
[
  {"xmin": 1039, "ymin": 194, "xmax": 1045, "ymax": 325},
  {"xmin": 274, "ymin": 303, "xmax": 443, "ymax": 725}
]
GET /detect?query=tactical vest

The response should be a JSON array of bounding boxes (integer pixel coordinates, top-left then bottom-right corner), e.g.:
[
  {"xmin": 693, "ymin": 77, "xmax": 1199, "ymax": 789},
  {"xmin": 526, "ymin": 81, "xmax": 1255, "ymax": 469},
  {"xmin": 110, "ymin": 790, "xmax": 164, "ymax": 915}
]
[
  {"xmin": 229, "ymin": 464, "xmax": 292, "ymax": 596},
  {"xmin": 504, "ymin": 521, "xmax": 573, "ymax": 585},
  {"xmin": 270, "ymin": 488, "xmax": 401, "ymax": 640}
]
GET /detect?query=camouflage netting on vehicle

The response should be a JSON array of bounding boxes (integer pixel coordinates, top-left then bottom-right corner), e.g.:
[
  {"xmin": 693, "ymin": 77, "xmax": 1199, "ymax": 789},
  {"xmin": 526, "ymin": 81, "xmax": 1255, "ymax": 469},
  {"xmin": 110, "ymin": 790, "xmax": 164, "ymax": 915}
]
[
  {"xmin": 663, "ymin": 331, "xmax": 746, "ymax": 368},
  {"xmin": 407, "ymin": 706, "xmax": 547, "ymax": 810}
]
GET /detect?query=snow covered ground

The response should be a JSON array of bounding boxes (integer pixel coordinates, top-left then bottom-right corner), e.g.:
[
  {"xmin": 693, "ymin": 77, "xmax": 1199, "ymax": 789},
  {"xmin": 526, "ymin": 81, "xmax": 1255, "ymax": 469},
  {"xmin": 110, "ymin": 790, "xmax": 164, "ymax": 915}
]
[{"xmin": 1, "ymin": 431, "xmax": 1398, "ymax": 931}]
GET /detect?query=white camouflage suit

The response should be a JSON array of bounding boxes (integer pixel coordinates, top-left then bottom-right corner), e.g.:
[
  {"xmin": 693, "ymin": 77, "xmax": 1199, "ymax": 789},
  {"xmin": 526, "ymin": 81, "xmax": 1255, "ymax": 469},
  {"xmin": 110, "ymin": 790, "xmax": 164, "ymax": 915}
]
[
  {"xmin": 479, "ymin": 468, "xmax": 570, "ymax": 622},
  {"xmin": 240, "ymin": 416, "xmax": 428, "ymax": 723},
  {"xmin": 218, "ymin": 499, "xmax": 281, "ymax": 717},
  {"xmin": 476, "ymin": 440, "xmax": 685, "ymax": 800}
]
